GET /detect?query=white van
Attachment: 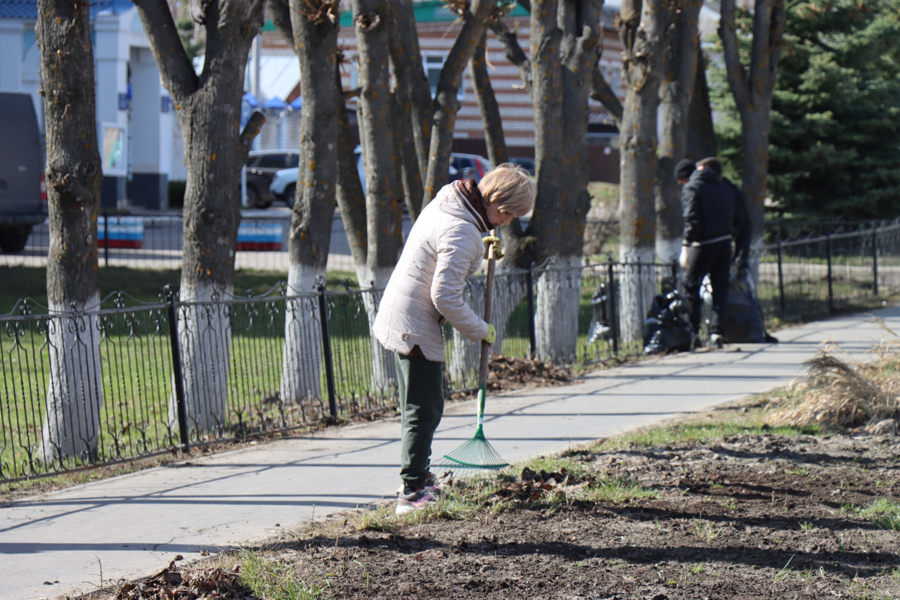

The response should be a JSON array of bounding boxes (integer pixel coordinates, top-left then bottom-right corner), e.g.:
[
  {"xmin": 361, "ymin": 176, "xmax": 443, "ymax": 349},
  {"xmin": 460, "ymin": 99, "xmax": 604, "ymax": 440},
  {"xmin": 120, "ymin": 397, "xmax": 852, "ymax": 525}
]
[{"xmin": 0, "ymin": 92, "xmax": 46, "ymax": 253}]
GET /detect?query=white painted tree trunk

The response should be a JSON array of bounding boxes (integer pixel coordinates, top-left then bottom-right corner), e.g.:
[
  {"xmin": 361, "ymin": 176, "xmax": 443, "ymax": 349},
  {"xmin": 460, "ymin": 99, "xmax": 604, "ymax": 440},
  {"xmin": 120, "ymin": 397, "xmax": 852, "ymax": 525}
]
[
  {"xmin": 618, "ymin": 247, "xmax": 658, "ymax": 343},
  {"xmin": 535, "ymin": 256, "xmax": 582, "ymax": 364},
  {"xmin": 489, "ymin": 270, "xmax": 529, "ymax": 354},
  {"xmin": 280, "ymin": 265, "xmax": 323, "ymax": 406},
  {"xmin": 38, "ymin": 295, "xmax": 104, "ymax": 463},
  {"xmin": 168, "ymin": 282, "xmax": 232, "ymax": 435},
  {"xmin": 356, "ymin": 265, "xmax": 395, "ymax": 393},
  {"xmin": 449, "ymin": 270, "xmax": 530, "ymax": 384}
]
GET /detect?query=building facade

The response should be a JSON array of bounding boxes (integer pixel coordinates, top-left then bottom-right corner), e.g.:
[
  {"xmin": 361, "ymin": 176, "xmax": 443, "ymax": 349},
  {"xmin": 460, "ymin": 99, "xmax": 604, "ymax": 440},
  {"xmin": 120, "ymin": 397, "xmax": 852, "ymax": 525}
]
[
  {"xmin": 0, "ymin": 0, "xmax": 173, "ymax": 209},
  {"xmin": 253, "ymin": 1, "xmax": 625, "ymax": 182},
  {"xmin": 2, "ymin": 1, "xmax": 628, "ymax": 214}
]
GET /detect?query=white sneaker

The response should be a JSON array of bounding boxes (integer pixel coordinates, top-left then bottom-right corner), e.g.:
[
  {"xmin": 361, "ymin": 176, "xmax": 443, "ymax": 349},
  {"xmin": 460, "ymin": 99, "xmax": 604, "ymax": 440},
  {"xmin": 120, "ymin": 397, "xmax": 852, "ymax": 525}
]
[
  {"xmin": 396, "ymin": 472, "xmax": 441, "ymax": 495},
  {"xmin": 395, "ymin": 485, "xmax": 439, "ymax": 515}
]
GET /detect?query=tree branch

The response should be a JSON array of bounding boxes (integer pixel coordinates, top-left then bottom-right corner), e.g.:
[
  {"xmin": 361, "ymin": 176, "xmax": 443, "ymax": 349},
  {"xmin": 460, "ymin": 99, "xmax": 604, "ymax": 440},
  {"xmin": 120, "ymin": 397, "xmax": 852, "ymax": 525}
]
[
  {"xmin": 489, "ymin": 20, "xmax": 532, "ymax": 93},
  {"xmin": 718, "ymin": 0, "xmax": 750, "ymax": 109},
  {"xmin": 132, "ymin": 0, "xmax": 199, "ymax": 99},
  {"xmin": 267, "ymin": 0, "xmax": 294, "ymax": 44},
  {"xmin": 239, "ymin": 111, "xmax": 266, "ymax": 155}
]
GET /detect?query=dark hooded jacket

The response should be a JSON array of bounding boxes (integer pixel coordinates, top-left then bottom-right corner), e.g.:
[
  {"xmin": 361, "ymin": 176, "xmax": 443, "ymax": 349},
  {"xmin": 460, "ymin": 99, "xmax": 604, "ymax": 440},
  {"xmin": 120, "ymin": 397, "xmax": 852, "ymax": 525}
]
[{"xmin": 681, "ymin": 168, "xmax": 746, "ymax": 248}]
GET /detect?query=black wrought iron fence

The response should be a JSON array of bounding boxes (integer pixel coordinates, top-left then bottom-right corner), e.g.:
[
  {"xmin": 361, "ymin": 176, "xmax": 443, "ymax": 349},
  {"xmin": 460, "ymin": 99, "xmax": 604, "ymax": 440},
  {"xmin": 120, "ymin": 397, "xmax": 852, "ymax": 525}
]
[
  {"xmin": 3, "ymin": 219, "xmax": 899, "ymax": 481},
  {"xmin": 757, "ymin": 219, "xmax": 900, "ymax": 319}
]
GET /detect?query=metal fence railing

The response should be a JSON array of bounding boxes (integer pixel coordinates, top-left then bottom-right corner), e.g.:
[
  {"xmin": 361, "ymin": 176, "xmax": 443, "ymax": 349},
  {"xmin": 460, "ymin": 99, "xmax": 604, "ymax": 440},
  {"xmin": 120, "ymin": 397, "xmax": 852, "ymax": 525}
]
[
  {"xmin": 2, "ymin": 218, "xmax": 899, "ymax": 481},
  {"xmin": 1, "ymin": 212, "xmax": 343, "ymax": 272},
  {"xmin": 757, "ymin": 219, "xmax": 900, "ymax": 319}
]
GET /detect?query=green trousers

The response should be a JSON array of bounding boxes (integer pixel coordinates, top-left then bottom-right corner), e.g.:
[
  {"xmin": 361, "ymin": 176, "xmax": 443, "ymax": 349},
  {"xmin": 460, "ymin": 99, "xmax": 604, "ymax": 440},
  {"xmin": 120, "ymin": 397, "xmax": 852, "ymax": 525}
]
[{"xmin": 394, "ymin": 352, "xmax": 444, "ymax": 489}]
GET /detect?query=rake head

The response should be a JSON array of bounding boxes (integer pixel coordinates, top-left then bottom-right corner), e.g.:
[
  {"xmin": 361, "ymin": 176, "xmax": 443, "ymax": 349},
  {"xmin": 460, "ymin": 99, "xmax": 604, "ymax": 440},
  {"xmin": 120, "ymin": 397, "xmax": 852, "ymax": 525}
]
[{"xmin": 440, "ymin": 425, "xmax": 509, "ymax": 471}]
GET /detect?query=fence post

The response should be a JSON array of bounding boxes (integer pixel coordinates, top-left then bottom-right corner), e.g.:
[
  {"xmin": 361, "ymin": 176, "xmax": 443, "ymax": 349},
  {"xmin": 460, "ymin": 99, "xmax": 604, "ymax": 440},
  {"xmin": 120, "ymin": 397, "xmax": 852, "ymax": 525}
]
[
  {"xmin": 165, "ymin": 286, "xmax": 189, "ymax": 450},
  {"xmin": 316, "ymin": 277, "xmax": 338, "ymax": 419},
  {"xmin": 872, "ymin": 227, "xmax": 879, "ymax": 297},
  {"xmin": 777, "ymin": 239, "xmax": 786, "ymax": 318},
  {"xmin": 826, "ymin": 234, "xmax": 834, "ymax": 312},
  {"xmin": 102, "ymin": 209, "xmax": 109, "ymax": 268},
  {"xmin": 526, "ymin": 263, "xmax": 536, "ymax": 359},
  {"xmin": 606, "ymin": 260, "xmax": 619, "ymax": 355}
]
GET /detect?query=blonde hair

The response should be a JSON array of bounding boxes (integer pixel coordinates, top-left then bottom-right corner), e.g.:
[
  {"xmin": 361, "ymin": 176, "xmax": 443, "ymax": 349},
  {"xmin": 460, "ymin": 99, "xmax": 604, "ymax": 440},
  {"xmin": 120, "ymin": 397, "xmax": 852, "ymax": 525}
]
[{"xmin": 478, "ymin": 162, "xmax": 536, "ymax": 217}]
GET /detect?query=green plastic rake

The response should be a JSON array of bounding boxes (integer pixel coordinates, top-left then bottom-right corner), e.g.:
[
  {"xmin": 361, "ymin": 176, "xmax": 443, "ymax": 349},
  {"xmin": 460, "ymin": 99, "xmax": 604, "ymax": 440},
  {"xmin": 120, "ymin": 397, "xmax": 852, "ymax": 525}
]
[{"xmin": 442, "ymin": 234, "xmax": 508, "ymax": 471}]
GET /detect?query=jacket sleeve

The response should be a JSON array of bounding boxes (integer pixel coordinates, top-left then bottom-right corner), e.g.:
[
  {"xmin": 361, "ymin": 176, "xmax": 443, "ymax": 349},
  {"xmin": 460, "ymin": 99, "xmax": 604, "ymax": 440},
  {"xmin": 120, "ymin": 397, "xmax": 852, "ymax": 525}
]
[
  {"xmin": 430, "ymin": 227, "xmax": 488, "ymax": 342},
  {"xmin": 681, "ymin": 182, "xmax": 701, "ymax": 244}
]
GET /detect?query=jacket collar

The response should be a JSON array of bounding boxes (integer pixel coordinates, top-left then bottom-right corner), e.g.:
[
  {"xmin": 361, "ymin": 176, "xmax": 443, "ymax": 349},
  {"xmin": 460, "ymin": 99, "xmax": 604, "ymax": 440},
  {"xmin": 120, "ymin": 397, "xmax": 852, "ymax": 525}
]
[
  {"xmin": 454, "ymin": 179, "xmax": 491, "ymax": 233},
  {"xmin": 692, "ymin": 168, "xmax": 722, "ymax": 184}
]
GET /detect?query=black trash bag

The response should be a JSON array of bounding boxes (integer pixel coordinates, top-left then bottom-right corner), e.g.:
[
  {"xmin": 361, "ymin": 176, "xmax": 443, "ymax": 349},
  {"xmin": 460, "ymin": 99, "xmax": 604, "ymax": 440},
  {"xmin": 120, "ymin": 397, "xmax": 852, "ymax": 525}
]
[
  {"xmin": 643, "ymin": 290, "xmax": 695, "ymax": 355},
  {"xmin": 724, "ymin": 271, "xmax": 777, "ymax": 343},
  {"xmin": 642, "ymin": 293, "xmax": 669, "ymax": 346},
  {"xmin": 587, "ymin": 282, "xmax": 613, "ymax": 343}
]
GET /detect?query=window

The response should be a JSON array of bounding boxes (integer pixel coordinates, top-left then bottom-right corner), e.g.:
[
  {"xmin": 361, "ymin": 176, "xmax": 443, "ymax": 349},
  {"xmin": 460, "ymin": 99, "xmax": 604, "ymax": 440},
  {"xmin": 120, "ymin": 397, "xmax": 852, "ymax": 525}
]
[
  {"xmin": 424, "ymin": 55, "xmax": 443, "ymax": 97},
  {"xmin": 256, "ymin": 154, "xmax": 284, "ymax": 168},
  {"xmin": 423, "ymin": 54, "xmax": 464, "ymax": 100}
]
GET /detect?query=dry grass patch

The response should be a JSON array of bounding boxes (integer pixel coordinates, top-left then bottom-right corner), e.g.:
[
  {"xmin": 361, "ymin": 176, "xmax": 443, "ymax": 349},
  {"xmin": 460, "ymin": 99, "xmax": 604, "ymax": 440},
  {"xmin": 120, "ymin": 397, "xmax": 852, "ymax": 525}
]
[{"xmin": 766, "ymin": 318, "xmax": 900, "ymax": 434}]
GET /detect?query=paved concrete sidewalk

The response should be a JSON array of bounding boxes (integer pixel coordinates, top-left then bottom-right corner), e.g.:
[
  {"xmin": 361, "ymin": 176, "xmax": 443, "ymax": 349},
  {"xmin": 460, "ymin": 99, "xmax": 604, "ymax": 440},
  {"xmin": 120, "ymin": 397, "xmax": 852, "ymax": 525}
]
[{"xmin": 2, "ymin": 305, "xmax": 898, "ymax": 600}]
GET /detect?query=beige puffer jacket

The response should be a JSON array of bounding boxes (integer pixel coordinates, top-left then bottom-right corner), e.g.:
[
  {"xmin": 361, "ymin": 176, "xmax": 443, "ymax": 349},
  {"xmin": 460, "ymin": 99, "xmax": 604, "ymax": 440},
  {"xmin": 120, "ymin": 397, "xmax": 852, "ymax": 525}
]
[{"xmin": 373, "ymin": 181, "xmax": 491, "ymax": 362}]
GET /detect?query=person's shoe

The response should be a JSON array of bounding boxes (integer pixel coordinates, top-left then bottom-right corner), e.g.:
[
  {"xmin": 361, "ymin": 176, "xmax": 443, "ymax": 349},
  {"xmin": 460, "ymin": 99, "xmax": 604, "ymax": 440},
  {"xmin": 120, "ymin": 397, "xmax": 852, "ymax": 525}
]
[
  {"xmin": 690, "ymin": 334, "xmax": 703, "ymax": 351},
  {"xmin": 709, "ymin": 333, "xmax": 724, "ymax": 349},
  {"xmin": 396, "ymin": 471, "xmax": 442, "ymax": 496},
  {"xmin": 396, "ymin": 485, "xmax": 439, "ymax": 515}
]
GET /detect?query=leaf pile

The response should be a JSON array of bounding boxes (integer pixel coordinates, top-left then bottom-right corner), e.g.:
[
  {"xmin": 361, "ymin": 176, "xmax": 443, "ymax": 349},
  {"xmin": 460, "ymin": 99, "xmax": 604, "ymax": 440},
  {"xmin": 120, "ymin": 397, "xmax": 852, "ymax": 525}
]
[
  {"xmin": 486, "ymin": 356, "xmax": 573, "ymax": 391},
  {"xmin": 114, "ymin": 559, "xmax": 254, "ymax": 600},
  {"xmin": 497, "ymin": 466, "xmax": 588, "ymax": 501}
]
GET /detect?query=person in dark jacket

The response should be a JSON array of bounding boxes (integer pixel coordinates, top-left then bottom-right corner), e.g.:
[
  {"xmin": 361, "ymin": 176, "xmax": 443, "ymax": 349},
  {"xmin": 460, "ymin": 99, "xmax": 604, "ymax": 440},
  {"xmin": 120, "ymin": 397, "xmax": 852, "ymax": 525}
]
[{"xmin": 678, "ymin": 157, "xmax": 748, "ymax": 348}]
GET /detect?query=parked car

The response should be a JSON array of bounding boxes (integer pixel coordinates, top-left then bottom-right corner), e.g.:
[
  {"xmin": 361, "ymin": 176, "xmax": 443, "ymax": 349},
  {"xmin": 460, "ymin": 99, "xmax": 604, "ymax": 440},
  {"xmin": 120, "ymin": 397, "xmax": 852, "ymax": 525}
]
[
  {"xmin": 242, "ymin": 149, "xmax": 299, "ymax": 208},
  {"xmin": 270, "ymin": 148, "xmax": 460, "ymax": 208},
  {"xmin": 449, "ymin": 153, "xmax": 492, "ymax": 182},
  {"xmin": 508, "ymin": 156, "xmax": 536, "ymax": 176},
  {"xmin": 268, "ymin": 166, "xmax": 296, "ymax": 208},
  {"xmin": 0, "ymin": 92, "xmax": 46, "ymax": 253},
  {"xmin": 269, "ymin": 147, "xmax": 364, "ymax": 208}
]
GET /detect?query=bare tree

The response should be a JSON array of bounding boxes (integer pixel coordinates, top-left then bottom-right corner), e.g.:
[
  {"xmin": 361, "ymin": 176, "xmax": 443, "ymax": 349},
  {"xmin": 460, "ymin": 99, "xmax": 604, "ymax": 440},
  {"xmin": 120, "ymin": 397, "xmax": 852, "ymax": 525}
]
[
  {"xmin": 719, "ymin": 0, "xmax": 785, "ymax": 279},
  {"xmin": 421, "ymin": 0, "xmax": 495, "ymax": 205},
  {"xmin": 387, "ymin": 0, "xmax": 433, "ymax": 219},
  {"xmin": 470, "ymin": 33, "xmax": 509, "ymax": 168},
  {"xmin": 474, "ymin": 3, "xmax": 626, "ymax": 362},
  {"xmin": 265, "ymin": 0, "xmax": 345, "ymax": 404},
  {"xmin": 617, "ymin": 0, "xmax": 667, "ymax": 342},
  {"xmin": 528, "ymin": 0, "xmax": 602, "ymax": 362},
  {"xmin": 35, "ymin": 0, "xmax": 103, "ymax": 463},
  {"xmin": 656, "ymin": 0, "xmax": 703, "ymax": 264},
  {"xmin": 132, "ymin": 1, "xmax": 265, "ymax": 433},
  {"xmin": 685, "ymin": 51, "xmax": 718, "ymax": 160},
  {"xmin": 269, "ymin": 0, "xmax": 410, "ymax": 396}
]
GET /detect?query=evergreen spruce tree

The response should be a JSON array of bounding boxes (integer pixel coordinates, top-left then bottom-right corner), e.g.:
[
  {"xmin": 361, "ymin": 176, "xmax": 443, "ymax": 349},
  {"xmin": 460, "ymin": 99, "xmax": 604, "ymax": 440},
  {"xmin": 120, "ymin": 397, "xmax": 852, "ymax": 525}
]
[{"xmin": 714, "ymin": 0, "xmax": 900, "ymax": 219}]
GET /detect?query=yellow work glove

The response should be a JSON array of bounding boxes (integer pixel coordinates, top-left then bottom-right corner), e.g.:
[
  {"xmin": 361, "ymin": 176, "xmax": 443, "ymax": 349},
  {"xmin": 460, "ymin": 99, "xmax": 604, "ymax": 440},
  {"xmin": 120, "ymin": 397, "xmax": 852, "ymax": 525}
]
[
  {"xmin": 482, "ymin": 235, "xmax": 504, "ymax": 259},
  {"xmin": 483, "ymin": 323, "xmax": 496, "ymax": 345}
]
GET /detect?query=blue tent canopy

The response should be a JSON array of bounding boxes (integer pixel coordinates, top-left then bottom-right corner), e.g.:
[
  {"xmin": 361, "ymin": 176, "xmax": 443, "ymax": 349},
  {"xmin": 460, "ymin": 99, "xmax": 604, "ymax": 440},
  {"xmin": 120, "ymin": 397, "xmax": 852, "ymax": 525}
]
[
  {"xmin": 289, "ymin": 97, "xmax": 303, "ymax": 110},
  {"xmin": 262, "ymin": 96, "xmax": 287, "ymax": 110},
  {"xmin": 242, "ymin": 92, "xmax": 260, "ymax": 107}
]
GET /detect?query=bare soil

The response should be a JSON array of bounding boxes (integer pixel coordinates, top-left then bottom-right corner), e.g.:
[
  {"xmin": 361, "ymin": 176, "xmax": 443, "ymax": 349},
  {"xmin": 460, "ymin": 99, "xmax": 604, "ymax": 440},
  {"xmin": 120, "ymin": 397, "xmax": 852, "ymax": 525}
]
[{"xmin": 107, "ymin": 423, "xmax": 900, "ymax": 600}]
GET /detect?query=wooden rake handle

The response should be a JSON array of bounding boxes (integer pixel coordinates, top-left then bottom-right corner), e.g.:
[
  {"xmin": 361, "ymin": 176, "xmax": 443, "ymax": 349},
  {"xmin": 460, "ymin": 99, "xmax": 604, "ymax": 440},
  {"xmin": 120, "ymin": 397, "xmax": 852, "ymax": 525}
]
[{"xmin": 479, "ymin": 232, "xmax": 498, "ymax": 390}]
